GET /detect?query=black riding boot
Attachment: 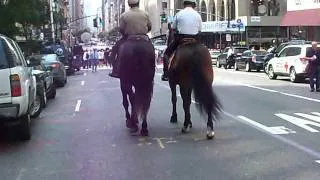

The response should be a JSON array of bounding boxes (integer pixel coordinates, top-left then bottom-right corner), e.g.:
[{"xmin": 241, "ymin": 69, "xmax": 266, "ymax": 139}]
[
  {"xmin": 109, "ymin": 55, "xmax": 120, "ymax": 78},
  {"xmin": 161, "ymin": 55, "xmax": 169, "ymax": 81}
]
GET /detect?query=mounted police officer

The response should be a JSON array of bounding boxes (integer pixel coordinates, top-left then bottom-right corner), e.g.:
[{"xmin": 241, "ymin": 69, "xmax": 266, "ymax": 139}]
[
  {"xmin": 109, "ymin": 0, "xmax": 152, "ymax": 78},
  {"xmin": 161, "ymin": 0, "xmax": 202, "ymax": 81}
]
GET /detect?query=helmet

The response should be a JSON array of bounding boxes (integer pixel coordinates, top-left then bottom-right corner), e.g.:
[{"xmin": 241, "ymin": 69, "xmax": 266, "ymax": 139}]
[
  {"xmin": 184, "ymin": 0, "xmax": 196, "ymax": 3},
  {"xmin": 128, "ymin": 0, "xmax": 139, "ymax": 5}
]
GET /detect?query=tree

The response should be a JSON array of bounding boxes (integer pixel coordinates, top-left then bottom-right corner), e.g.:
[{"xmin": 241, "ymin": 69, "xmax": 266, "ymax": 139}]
[{"xmin": 0, "ymin": 0, "xmax": 49, "ymax": 39}]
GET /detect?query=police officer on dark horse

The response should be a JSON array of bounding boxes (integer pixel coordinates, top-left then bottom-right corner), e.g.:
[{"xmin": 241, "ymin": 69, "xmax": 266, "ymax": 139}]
[
  {"xmin": 162, "ymin": 0, "xmax": 222, "ymax": 139},
  {"xmin": 161, "ymin": 0, "xmax": 202, "ymax": 81},
  {"xmin": 110, "ymin": 0, "xmax": 155, "ymax": 136}
]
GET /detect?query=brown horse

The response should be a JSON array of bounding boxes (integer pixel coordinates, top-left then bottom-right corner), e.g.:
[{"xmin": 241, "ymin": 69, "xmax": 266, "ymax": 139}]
[
  {"xmin": 168, "ymin": 38, "xmax": 222, "ymax": 139},
  {"xmin": 118, "ymin": 35, "xmax": 155, "ymax": 136}
]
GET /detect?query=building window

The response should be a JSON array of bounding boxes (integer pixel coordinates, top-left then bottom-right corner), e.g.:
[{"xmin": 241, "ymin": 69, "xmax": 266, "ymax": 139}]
[
  {"xmin": 251, "ymin": 0, "xmax": 280, "ymax": 16},
  {"xmin": 230, "ymin": 0, "xmax": 235, "ymax": 20},
  {"xmin": 220, "ymin": 0, "xmax": 225, "ymax": 21},
  {"xmin": 200, "ymin": 1, "xmax": 207, "ymax": 21},
  {"xmin": 210, "ymin": 0, "xmax": 216, "ymax": 21}
]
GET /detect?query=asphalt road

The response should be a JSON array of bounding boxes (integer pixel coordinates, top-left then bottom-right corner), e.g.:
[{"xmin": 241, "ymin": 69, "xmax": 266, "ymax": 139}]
[{"xmin": 1, "ymin": 65, "xmax": 320, "ymax": 180}]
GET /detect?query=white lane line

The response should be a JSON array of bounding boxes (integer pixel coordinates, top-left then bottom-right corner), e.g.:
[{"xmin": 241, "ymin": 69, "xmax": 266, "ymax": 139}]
[
  {"xmin": 81, "ymin": 81, "xmax": 85, "ymax": 86},
  {"xmin": 16, "ymin": 168, "xmax": 26, "ymax": 180},
  {"xmin": 224, "ymin": 111, "xmax": 320, "ymax": 160},
  {"xmin": 316, "ymin": 160, "xmax": 320, "ymax": 164},
  {"xmin": 84, "ymin": 72, "xmax": 87, "ymax": 76},
  {"xmin": 75, "ymin": 100, "xmax": 82, "ymax": 112},
  {"xmin": 237, "ymin": 116, "xmax": 295, "ymax": 135},
  {"xmin": 225, "ymin": 81, "xmax": 320, "ymax": 103}
]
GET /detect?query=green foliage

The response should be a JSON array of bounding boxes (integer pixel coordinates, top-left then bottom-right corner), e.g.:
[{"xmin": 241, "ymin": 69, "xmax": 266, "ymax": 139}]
[{"xmin": 0, "ymin": 0, "xmax": 50, "ymax": 39}]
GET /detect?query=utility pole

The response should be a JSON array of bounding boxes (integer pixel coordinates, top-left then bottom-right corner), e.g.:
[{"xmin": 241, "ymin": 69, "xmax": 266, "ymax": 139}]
[
  {"xmin": 49, "ymin": 0, "xmax": 55, "ymax": 42},
  {"xmin": 102, "ymin": 0, "xmax": 106, "ymax": 31}
]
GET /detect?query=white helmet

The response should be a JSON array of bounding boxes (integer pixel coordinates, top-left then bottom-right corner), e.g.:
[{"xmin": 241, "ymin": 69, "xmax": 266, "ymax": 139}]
[
  {"xmin": 128, "ymin": 0, "xmax": 139, "ymax": 5},
  {"xmin": 184, "ymin": 0, "xmax": 196, "ymax": 3}
]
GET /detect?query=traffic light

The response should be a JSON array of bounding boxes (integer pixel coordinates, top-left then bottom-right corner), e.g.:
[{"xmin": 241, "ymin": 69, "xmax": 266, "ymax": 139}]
[
  {"xmin": 93, "ymin": 18, "xmax": 98, "ymax": 27},
  {"xmin": 160, "ymin": 13, "xmax": 167, "ymax": 24}
]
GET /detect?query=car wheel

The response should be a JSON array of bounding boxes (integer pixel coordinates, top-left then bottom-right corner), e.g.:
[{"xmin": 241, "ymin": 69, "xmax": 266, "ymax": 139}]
[
  {"xmin": 234, "ymin": 62, "xmax": 239, "ymax": 71},
  {"xmin": 48, "ymin": 84, "xmax": 56, "ymax": 99},
  {"xmin": 42, "ymin": 88, "xmax": 47, "ymax": 108},
  {"xmin": 290, "ymin": 67, "xmax": 301, "ymax": 83},
  {"xmin": 30, "ymin": 92, "xmax": 42, "ymax": 118},
  {"xmin": 18, "ymin": 114, "xmax": 31, "ymax": 140},
  {"xmin": 264, "ymin": 64, "xmax": 268, "ymax": 74},
  {"xmin": 268, "ymin": 65, "xmax": 277, "ymax": 79},
  {"xmin": 245, "ymin": 62, "xmax": 251, "ymax": 72}
]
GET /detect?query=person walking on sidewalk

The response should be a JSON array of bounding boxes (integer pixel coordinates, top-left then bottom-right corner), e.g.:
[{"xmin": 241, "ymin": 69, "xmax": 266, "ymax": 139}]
[{"xmin": 305, "ymin": 41, "xmax": 320, "ymax": 92}]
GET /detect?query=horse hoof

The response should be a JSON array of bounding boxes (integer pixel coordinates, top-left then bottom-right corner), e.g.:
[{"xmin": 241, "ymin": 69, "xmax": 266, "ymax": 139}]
[
  {"xmin": 130, "ymin": 126, "xmax": 139, "ymax": 134},
  {"xmin": 170, "ymin": 115, "xmax": 178, "ymax": 123},
  {"xmin": 206, "ymin": 130, "xmax": 215, "ymax": 140},
  {"xmin": 181, "ymin": 126, "xmax": 191, "ymax": 134},
  {"xmin": 140, "ymin": 129, "xmax": 149, "ymax": 136}
]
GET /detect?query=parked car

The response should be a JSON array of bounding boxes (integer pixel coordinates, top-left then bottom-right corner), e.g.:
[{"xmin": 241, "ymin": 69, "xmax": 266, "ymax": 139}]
[
  {"xmin": 40, "ymin": 43, "xmax": 73, "ymax": 75},
  {"xmin": 263, "ymin": 40, "xmax": 313, "ymax": 73},
  {"xmin": 217, "ymin": 46, "xmax": 249, "ymax": 69},
  {"xmin": 33, "ymin": 54, "xmax": 67, "ymax": 87},
  {"xmin": 267, "ymin": 44, "xmax": 319, "ymax": 82},
  {"xmin": 234, "ymin": 50, "xmax": 267, "ymax": 72},
  {"xmin": 0, "ymin": 34, "xmax": 37, "ymax": 140},
  {"xmin": 209, "ymin": 50, "xmax": 221, "ymax": 65},
  {"xmin": 28, "ymin": 56, "xmax": 56, "ymax": 100}
]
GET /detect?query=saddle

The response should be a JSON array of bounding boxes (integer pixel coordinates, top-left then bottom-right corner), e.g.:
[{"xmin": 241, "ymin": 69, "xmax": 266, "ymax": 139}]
[
  {"xmin": 127, "ymin": 35, "xmax": 150, "ymax": 42},
  {"xmin": 168, "ymin": 38, "xmax": 197, "ymax": 69}
]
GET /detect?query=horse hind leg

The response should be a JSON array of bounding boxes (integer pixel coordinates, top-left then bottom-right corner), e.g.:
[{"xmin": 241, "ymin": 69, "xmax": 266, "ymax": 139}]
[
  {"xmin": 206, "ymin": 110, "xmax": 215, "ymax": 139},
  {"xmin": 128, "ymin": 87, "xmax": 138, "ymax": 126},
  {"xmin": 169, "ymin": 81, "xmax": 178, "ymax": 123},
  {"xmin": 181, "ymin": 87, "xmax": 192, "ymax": 133}
]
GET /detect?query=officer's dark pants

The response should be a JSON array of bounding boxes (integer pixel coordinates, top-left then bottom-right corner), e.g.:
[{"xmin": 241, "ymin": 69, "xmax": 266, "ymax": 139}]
[
  {"xmin": 109, "ymin": 37, "xmax": 127, "ymax": 77},
  {"xmin": 162, "ymin": 34, "xmax": 199, "ymax": 77}
]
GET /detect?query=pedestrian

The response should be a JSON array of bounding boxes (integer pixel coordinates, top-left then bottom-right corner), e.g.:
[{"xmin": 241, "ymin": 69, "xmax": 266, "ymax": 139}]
[
  {"xmin": 82, "ymin": 49, "xmax": 89, "ymax": 69},
  {"xmin": 304, "ymin": 41, "xmax": 320, "ymax": 92}
]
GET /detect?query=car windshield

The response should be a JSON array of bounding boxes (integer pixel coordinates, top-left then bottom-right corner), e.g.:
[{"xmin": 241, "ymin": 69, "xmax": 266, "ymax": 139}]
[
  {"xmin": 210, "ymin": 51, "xmax": 220, "ymax": 55},
  {"xmin": 41, "ymin": 54, "xmax": 57, "ymax": 62},
  {"xmin": 234, "ymin": 48, "xmax": 248, "ymax": 53},
  {"xmin": 275, "ymin": 43, "xmax": 288, "ymax": 53},
  {"xmin": 252, "ymin": 50, "xmax": 267, "ymax": 56},
  {"xmin": 0, "ymin": 39, "xmax": 9, "ymax": 69},
  {"xmin": 33, "ymin": 65, "xmax": 43, "ymax": 70}
]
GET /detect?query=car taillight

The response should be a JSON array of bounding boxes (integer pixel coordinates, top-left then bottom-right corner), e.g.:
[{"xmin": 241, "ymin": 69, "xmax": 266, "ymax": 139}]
[
  {"xmin": 10, "ymin": 74, "xmax": 22, "ymax": 97},
  {"xmin": 52, "ymin": 63, "xmax": 60, "ymax": 68},
  {"xmin": 252, "ymin": 55, "xmax": 256, "ymax": 62}
]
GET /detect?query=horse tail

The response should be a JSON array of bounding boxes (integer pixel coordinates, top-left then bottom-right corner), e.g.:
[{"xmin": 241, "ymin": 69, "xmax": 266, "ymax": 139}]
[
  {"xmin": 131, "ymin": 41, "xmax": 155, "ymax": 118},
  {"xmin": 189, "ymin": 45, "xmax": 222, "ymax": 121}
]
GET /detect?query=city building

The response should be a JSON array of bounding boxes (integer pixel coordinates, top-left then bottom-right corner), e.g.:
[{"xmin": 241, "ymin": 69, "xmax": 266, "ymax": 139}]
[{"xmin": 281, "ymin": 0, "xmax": 320, "ymax": 41}]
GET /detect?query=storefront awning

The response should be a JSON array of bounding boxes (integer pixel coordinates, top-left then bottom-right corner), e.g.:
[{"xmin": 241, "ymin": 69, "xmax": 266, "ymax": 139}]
[{"xmin": 281, "ymin": 9, "xmax": 320, "ymax": 26}]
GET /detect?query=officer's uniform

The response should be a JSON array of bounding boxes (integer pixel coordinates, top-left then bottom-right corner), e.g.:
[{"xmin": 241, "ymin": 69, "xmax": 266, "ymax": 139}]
[
  {"xmin": 162, "ymin": 1, "xmax": 202, "ymax": 81},
  {"xmin": 109, "ymin": 0, "xmax": 152, "ymax": 78}
]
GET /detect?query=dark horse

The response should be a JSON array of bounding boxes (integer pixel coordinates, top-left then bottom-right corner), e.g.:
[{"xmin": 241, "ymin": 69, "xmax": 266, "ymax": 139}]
[
  {"xmin": 118, "ymin": 35, "xmax": 155, "ymax": 136},
  {"xmin": 168, "ymin": 38, "xmax": 222, "ymax": 139}
]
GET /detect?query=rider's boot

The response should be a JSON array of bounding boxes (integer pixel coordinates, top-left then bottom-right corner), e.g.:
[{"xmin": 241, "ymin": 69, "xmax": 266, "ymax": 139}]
[
  {"xmin": 109, "ymin": 56, "xmax": 120, "ymax": 78},
  {"xmin": 161, "ymin": 55, "xmax": 169, "ymax": 81}
]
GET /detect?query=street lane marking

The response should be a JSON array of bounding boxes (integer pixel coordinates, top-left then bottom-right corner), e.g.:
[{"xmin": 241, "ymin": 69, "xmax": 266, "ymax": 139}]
[
  {"xmin": 295, "ymin": 113, "xmax": 320, "ymax": 123},
  {"xmin": 227, "ymin": 82, "xmax": 320, "ymax": 103},
  {"xmin": 224, "ymin": 111, "xmax": 320, "ymax": 160},
  {"xmin": 153, "ymin": 138, "xmax": 165, "ymax": 149},
  {"xmin": 275, "ymin": 113, "xmax": 320, "ymax": 133},
  {"xmin": 16, "ymin": 168, "xmax": 26, "ymax": 180},
  {"xmin": 316, "ymin": 160, "xmax": 320, "ymax": 164},
  {"xmin": 237, "ymin": 116, "xmax": 295, "ymax": 135},
  {"xmin": 81, "ymin": 81, "xmax": 85, "ymax": 86},
  {"xmin": 75, "ymin": 100, "xmax": 82, "ymax": 112},
  {"xmin": 154, "ymin": 80, "xmax": 320, "ymax": 161}
]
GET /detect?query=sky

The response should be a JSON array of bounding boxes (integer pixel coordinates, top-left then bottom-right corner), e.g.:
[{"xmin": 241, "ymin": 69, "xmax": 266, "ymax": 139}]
[{"xmin": 84, "ymin": 0, "xmax": 101, "ymax": 30}]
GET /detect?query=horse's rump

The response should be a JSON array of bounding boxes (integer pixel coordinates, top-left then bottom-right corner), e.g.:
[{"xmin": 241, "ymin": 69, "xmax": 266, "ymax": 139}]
[
  {"xmin": 171, "ymin": 40, "xmax": 221, "ymax": 119},
  {"xmin": 118, "ymin": 37, "xmax": 155, "ymax": 82}
]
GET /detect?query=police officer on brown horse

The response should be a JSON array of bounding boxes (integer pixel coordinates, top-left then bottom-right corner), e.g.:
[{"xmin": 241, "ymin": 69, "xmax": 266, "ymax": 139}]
[
  {"xmin": 109, "ymin": 0, "xmax": 152, "ymax": 78},
  {"xmin": 161, "ymin": 0, "xmax": 202, "ymax": 81}
]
